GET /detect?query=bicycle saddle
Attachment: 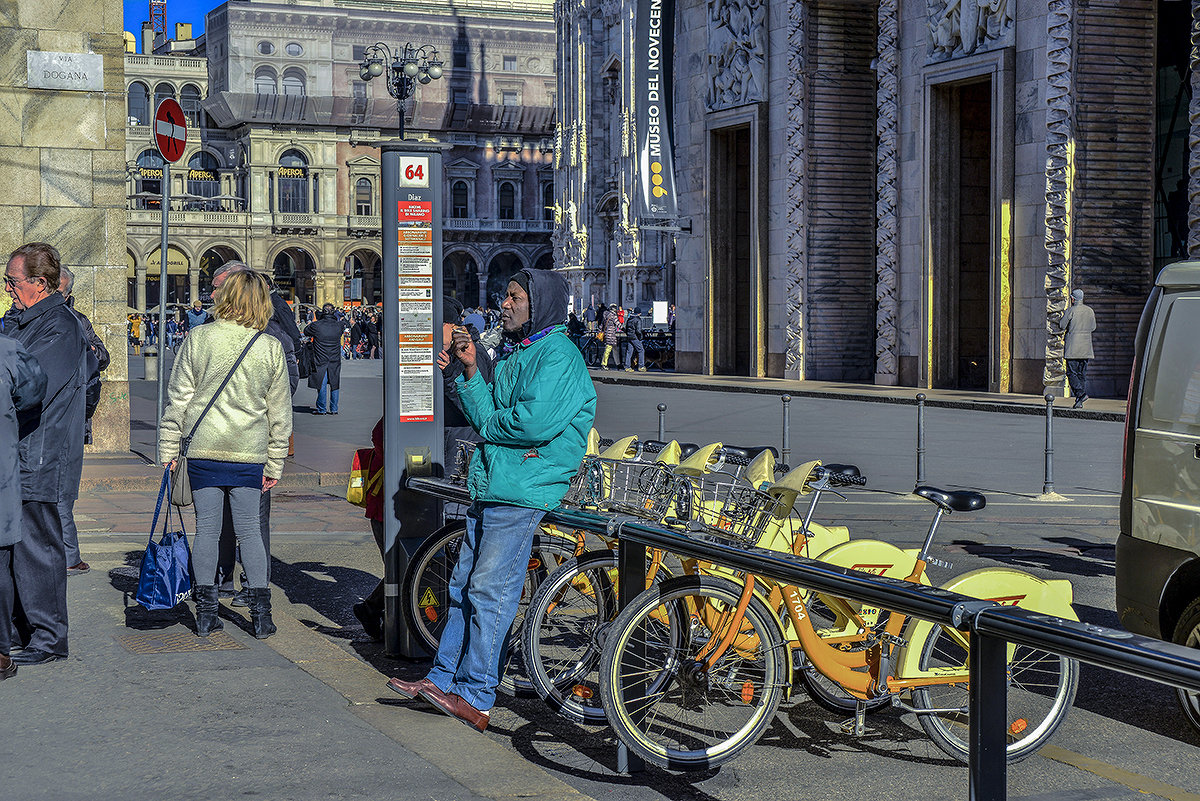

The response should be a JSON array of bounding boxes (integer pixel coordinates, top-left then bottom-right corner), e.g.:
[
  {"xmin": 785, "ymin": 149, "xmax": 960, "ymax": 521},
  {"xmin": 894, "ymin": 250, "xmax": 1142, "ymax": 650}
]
[
  {"xmin": 915, "ymin": 486, "xmax": 986, "ymax": 513},
  {"xmin": 678, "ymin": 443, "xmax": 700, "ymax": 459},
  {"xmin": 821, "ymin": 463, "xmax": 860, "ymax": 477},
  {"xmin": 720, "ymin": 445, "xmax": 779, "ymax": 466}
]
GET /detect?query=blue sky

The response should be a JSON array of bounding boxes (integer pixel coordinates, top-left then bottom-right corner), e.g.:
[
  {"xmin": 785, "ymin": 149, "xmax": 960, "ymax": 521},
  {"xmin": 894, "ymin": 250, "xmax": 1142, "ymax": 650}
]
[{"xmin": 124, "ymin": 0, "xmax": 217, "ymax": 48}]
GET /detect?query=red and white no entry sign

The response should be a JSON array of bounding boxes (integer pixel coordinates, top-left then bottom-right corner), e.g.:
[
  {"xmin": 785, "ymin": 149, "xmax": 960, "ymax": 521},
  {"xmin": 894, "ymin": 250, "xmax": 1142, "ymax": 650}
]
[{"xmin": 154, "ymin": 98, "xmax": 187, "ymax": 163}]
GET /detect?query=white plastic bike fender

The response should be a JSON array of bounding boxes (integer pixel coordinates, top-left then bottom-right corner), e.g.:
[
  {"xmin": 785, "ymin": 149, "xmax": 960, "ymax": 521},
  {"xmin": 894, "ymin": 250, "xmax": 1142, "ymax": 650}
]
[
  {"xmin": 895, "ymin": 568, "xmax": 1079, "ymax": 679},
  {"xmin": 812, "ymin": 539, "xmax": 932, "ymax": 584},
  {"xmin": 600, "ymin": 435, "xmax": 638, "ymax": 460},
  {"xmin": 656, "ymin": 440, "xmax": 682, "ymax": 466},
  {"xmin": 790, "ymin": 521, "xmax": 850, "ymax": 560}
]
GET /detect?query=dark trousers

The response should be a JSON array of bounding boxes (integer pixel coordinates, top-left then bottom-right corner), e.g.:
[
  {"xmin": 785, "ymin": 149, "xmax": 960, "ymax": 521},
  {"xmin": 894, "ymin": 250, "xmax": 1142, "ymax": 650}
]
[
  {"xmin": 364, "ymin": 518, "xmax": 385, "ymax": 617},
  {"xmin": 1066, "ymin": 359, "xmax": 1089, "ymax": 399},
  {"xmin": 215, "ymin": 489, "xmax": 272, "ymax": 586},
  {"xmin": 58, "ymin": 498, "xmax": 80, "ymax": 566},
  {"xmin": 0, "ymin": 545, "xmax": 13, "ymax": 656},
  {"xmin": 13, "ymin": 501, "xmax": 68, "ymax": 655}
]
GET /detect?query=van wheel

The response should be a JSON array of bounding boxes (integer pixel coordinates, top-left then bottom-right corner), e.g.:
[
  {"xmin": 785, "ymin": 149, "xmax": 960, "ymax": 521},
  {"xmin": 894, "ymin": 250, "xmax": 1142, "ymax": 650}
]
[{"xmin": 1172, "ymin": 597, "xmax": 1200, "ymax": 733}]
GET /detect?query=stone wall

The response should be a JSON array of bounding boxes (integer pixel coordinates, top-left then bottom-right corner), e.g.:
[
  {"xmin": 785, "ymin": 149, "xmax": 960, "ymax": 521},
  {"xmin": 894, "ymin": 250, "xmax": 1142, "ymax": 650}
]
[{"xmin": 0, "ymin": 0, "xmax": 130, "ymax": 452}]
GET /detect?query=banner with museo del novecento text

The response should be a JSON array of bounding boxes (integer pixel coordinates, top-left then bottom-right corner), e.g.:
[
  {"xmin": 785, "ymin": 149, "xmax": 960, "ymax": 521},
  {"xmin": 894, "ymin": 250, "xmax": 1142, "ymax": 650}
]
[{"xmin": 634, "ymin": 0, "xmax": 678, "ymax": 219}]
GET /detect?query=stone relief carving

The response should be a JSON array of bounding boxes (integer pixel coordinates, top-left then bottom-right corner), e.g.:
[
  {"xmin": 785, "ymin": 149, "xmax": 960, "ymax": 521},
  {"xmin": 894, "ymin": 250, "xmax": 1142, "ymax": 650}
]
[
  {"xmin": 784, "ymin": 0, "xmax": 808, "ymax": 378},
  {"xmin": 1042, "ymin": 0, "xmax": 1073, "ymax": 389},
  {"xmin": 875, "ymin": 0, "xmax": 900, "ymax": 383},
  {"xmin": 928, "ymin": 0, "xmax": 1014, "ymax": 61},
  {"xmin": 708, "ymin": 0, "xmax": 767, "ymax": 110},
  {"xmin": 1189, "ymin": 0, "xmax": 1200, "ymax": 256}
]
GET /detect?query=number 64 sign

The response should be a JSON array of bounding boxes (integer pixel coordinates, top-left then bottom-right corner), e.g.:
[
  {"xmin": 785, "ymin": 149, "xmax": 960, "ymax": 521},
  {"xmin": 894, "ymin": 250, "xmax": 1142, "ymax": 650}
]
[{"xmin": 399, "ymin": 156, "xmax": 429, "ymax": 188}]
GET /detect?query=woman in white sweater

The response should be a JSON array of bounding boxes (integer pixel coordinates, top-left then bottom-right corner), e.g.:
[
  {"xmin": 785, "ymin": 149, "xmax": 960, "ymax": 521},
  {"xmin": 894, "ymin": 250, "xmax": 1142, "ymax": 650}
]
[{"xmin": 159, "ymin": 270, "xmax": 292, "ymax": 638}]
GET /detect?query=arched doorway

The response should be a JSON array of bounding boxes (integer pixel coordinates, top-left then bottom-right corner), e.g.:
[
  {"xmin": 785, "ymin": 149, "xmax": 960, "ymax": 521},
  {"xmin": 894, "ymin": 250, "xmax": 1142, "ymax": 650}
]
[
  {"xmin": 273, "ymin": 247, "xmax": 316, "ymax": 306},
  {"xmin": 486, "ymin": 252, "xmax": 524, "ymax": 308},
  {"xmin": 533, "ymin": 252, "xmax": 554, "ymax": 271},
  {"xmin": 198, "ymin": 245, "xmax": 243, "ymax": 303},
  {"xmin": 443, "ymin": 252, "xmax": 479, "ymax": 306},
  {"xmin": 343, "ymin": 248, "xmax": 381, "ymax": 306}
]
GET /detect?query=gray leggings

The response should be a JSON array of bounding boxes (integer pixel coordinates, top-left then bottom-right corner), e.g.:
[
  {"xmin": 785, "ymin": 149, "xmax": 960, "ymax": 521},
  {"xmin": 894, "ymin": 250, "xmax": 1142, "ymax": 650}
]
[{"xmin": 192, "ymin": 486, "xmax": 269, "ymax": 589}]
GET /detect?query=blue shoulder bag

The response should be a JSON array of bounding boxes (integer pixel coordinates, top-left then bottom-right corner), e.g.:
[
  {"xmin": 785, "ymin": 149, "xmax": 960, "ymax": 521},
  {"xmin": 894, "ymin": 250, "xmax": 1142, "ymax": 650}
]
[{"xmin": 136, "ymin": 469, "xmax": 195, "ymax": 610}]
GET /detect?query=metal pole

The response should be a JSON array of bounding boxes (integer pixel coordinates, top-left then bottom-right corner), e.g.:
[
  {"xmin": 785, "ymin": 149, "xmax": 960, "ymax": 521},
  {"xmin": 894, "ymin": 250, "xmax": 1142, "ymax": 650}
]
[
  {"xmin": 968, "ymin": 629, "xmax": 1008, "ymax": 800},
  {"xmin": 155, "ymin": 162, "xmax": 169, "ymax": 461},
  {"xmin": 781, "ymin": 395, "xmax": 792, "ymax": 470},
  {"xmin": 915, "ymin": 392, "xmax": 926, "ymax": 487},
  {"xmin": 1043, "ymin": 393, "xmax": 1055, "ymax": 496},
  {"xmin": 657, "ymin": 403, "xmax": 666, "ymax": 441}
]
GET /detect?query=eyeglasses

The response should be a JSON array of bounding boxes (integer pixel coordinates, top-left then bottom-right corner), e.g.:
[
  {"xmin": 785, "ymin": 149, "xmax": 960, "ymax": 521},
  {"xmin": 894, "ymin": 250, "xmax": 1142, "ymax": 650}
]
[{"xmin": 3, "ymin": 274, "xmax": 37, "ymax": 288}]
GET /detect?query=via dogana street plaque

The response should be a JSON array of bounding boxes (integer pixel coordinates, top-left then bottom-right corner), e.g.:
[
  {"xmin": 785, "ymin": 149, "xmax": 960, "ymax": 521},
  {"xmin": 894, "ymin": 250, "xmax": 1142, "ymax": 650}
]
[{"xmin": 27, "ymin": 51, "xmax": 104, "ymax": 92}]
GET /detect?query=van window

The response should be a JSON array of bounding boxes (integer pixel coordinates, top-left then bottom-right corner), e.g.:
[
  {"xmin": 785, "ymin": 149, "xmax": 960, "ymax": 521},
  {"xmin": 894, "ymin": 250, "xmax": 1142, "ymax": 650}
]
[{"xmin": 1140, "ymin": 295, "xmax": 1200, "ymax": 435}]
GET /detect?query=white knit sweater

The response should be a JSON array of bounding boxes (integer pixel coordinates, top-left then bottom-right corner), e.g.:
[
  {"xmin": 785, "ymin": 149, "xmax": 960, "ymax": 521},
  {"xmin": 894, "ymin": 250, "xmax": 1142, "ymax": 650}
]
[{"xmin": 158, "ymin": 320, "xmax": 293, "ymax": 479}]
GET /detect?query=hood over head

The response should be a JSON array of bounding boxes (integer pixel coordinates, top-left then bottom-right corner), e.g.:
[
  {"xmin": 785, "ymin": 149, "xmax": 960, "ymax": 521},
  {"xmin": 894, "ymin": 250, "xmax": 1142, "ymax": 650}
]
[{"xmin": 508, "ymin": 268, "xmax": 568, "ymax": 341}]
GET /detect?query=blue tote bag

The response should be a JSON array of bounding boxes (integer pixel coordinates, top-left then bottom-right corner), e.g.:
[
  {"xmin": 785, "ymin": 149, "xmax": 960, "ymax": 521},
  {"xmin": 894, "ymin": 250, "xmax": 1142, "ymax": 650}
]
[{"xmin": 136, "ymin": 469, "xmax": 195, "ymax": 610}]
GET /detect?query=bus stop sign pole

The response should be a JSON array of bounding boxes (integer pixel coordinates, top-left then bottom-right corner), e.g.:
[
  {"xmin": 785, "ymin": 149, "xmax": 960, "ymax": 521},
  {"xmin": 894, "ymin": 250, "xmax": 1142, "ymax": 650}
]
[{"xmin": 381, "ymin": 142, "xmax": 447, "ymax": 658}]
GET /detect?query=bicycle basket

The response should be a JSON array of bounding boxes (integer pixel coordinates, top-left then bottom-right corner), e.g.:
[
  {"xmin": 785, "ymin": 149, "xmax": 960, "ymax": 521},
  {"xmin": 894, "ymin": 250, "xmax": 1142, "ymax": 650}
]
[
  {"xmin": 448, "ymin": 440, "xmax": 477, "ymax": 485},
  {"xmin": 563, "ymin": 456, "xmax": 688, "ymax": 521},
  {"xmin": 683, "ymin": 474, "xmax": 786, "ymax": 546}
]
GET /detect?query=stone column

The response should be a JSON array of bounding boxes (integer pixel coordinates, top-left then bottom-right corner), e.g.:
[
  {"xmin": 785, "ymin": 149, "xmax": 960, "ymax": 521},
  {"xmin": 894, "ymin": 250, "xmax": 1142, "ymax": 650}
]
[
  {"xmin": 874, "ymin": 0, "xmax": 900, "ymax": 386},
  {"xmin": 136, "ymin": 266, "xmax": 147, "ymax": 311},
  {"xmin": 477, "ymin": 269, "xmax": 488, "ymax": 309},
  {"xmin": 0, "ymin": 2, "xmax": 130, "ymax": 452},
  {"xmin": 1042, "ymin": 0, "xmax": 1075, "ymax": 392},
  {"xmin": 189, "ymin": 265, "xmax": 200, "ymax": 304},
  {"xmin": 784, "ymin": 0, "xmax": 810, "ymax": 379},
  {"xmin": 1189, "ymin": 1, "xmax": 1200, "ymax": 255}
]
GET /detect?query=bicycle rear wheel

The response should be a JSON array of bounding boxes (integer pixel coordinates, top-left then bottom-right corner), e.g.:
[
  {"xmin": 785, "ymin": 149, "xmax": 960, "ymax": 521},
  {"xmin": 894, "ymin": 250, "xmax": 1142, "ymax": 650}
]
[
  {"xmin": 795, "ymin": 592, "xmax": 889, "ymax": 714},
  {"xmin": 402, "ymin": 521, "xmax": 578, "ymax": 696},
  {"xmin": 911, "ymin": 624, "xmax": 1078, "ymax": 762},
  {"xmin": 599, "ymin": 574, "xmax": 788, "ymax": 770}
]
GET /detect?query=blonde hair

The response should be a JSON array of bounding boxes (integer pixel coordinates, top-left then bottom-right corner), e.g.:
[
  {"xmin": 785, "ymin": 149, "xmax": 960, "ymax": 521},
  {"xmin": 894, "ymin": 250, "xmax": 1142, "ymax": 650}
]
[{"xmin": 213, "ymin": 270, "xmax": 272, "ymax": 330}]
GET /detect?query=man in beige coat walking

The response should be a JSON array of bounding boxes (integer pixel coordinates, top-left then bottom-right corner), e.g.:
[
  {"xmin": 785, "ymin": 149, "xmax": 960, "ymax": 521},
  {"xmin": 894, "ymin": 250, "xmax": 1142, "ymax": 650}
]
[{"xmin": 1058, "ymin": 288, "xmax": 1097, "ymax": 408}]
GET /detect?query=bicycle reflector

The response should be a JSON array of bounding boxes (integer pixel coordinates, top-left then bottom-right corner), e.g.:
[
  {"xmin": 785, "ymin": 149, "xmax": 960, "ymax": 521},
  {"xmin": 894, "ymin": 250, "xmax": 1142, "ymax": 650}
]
[
  {"xmin": 741, "ymin": 681, "xmax": 756, "ymax": 704},
  {"xmin": 572, "ymin": 685, "xmax": 594, "ymax": 699},
  {"xmin": 1009, "ymin": 718, "xmax": 1028, "ymax": 735}
]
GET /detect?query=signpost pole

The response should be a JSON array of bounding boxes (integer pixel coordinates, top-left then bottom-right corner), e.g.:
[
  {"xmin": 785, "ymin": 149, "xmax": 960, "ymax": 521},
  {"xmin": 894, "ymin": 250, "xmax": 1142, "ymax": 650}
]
[{"xmin": 156, "ymin": 161, "xmax": 169, "ymax": 456}]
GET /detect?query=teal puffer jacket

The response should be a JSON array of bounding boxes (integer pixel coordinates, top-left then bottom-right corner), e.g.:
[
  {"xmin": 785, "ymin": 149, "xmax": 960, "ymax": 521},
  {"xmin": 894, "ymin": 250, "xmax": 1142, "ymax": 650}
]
[{"xmin": 456, "ymin": 330, "xmax": 596, "ymax": 511}]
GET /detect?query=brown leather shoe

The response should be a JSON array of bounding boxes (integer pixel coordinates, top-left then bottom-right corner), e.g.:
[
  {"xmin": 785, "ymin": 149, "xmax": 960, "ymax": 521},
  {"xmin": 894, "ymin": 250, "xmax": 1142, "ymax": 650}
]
[
  {"xmin": 0, "ymin": 654, "xmax": 15, "ymax": 680},
  {"xmin": 418, "ymin": 685, "xmax": 489, "ymax": 732},
  {"xmin": 386, "ymin": 676, "xmax": 433, "ymax": 699}
]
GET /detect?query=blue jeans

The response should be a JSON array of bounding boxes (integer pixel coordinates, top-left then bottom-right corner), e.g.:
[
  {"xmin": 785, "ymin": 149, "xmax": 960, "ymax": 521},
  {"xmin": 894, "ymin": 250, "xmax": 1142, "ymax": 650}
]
[
  {"xmin": 624, "ymin": 337, "xmax": 645, "ymax": 369},
  {"xmin": 317, "ymin": 371, "xmax": 339, "ymax": 413},
  {"xmin": 426, "ymin": 502, "xmax": 546, "ymax": 711}
]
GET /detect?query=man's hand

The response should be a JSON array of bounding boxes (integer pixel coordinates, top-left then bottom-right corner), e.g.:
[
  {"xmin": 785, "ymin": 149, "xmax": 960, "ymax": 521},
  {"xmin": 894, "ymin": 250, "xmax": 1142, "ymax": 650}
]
[
  {"xmin": 450, "ymin": 326, "xmax": 478, "ymax": 379},
  {"xmin": 262, "ymin": 476, "xmax": 278, "ymax": 493},
  {"xmin": 436, "ymin": 349, "xmax": 452, "ymax": 370}
]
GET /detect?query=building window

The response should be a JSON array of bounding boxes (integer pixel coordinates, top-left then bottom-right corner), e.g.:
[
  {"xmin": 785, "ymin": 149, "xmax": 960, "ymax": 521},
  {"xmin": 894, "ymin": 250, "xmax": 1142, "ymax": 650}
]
[
  {"xmin": 502, "ymin": 55, "xmax": 516, "ymax": 71},
  {"xmin": 128, "ymin": 81, "xmax": 150, "ymax": 125},
  {"xmin": 356, "ymin": 178, "xmax": 373, "ymax": 215},
  {"xmin": 501, "ymin": 90, "xmax": 518, "ymax": 106},
  {"xmin": 153, "ymin": 82, "xmax": 174, "ymax": 110},
  {"xmin": 498, "ymin": 181, "xmax": 515, "ymax": 219},
  {"xmin": 282, "ymin": 68, "xmax": 306, "ymax": 96},
  {"xmin": 278, "ymin": 149, "xmax": 309, "ymax": 213},
  {"xmin": 542, "ymin": 182, "xmax": 554, "ymax": 221},
  {"xmin": 254, "ymin": 67, "xmax": 277, "ymax": 95},
  {"xmin": 257, "ymin": 41, "xmax": 275, "ymax": 55},
  {"xmin": 286, "ymin": 42, "xmax": 303, "ymax": 57},
  {"xmin": 452, "ymin": 87, "xmax": 470, "ymax": 104},
  {"xmin": 186, "ymin": 151, "xmax": 220, "ymax": 208},
  {"xmin": 353, "ymin": 44, "xmax": 367, "ymax": 61},
  {"xmin": 136, "ymin": 150, "xmax": 165, "ymax": 208},
  {"xmin": 452, "ymin": 181, "xmax": 469, "ymax": 218},
  {"xmin": 180, "ymin": 83, "xmax": 202, "ymax": 126},
  {"xmin": 353, "ymin": 81, "xmax": 367, "ymax": 99},
  {"xmin": 453, "ymin": 49, "xmax": 467, "ymax": 69}
]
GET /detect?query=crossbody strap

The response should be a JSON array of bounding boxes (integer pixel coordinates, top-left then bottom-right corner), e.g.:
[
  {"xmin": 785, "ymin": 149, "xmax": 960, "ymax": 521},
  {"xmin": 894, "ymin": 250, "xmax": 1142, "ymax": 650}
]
[{"xmin": 180, "ymin": 332, "xmax": 262, "ymax": 456}]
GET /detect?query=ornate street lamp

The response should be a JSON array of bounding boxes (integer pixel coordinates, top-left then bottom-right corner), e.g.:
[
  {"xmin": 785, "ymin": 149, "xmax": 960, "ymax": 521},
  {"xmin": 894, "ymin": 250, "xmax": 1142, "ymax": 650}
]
[{"xmin": 358, "ymin": 42, "xmax": 444, "ymax": 140}]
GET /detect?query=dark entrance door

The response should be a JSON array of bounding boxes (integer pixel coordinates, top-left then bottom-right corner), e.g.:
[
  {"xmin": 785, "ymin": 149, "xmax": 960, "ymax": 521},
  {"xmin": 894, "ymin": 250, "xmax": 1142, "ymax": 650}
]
[{"xmin": 710, "ymin": 125, "xmax": 755, "ymax": 376}]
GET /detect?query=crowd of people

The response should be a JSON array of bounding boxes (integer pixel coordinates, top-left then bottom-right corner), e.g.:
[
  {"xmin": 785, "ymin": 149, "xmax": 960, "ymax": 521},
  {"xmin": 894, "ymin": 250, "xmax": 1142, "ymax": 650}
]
[{"xmin": 567, "ymin": 301, "xmax": 675, "ymax": 371}]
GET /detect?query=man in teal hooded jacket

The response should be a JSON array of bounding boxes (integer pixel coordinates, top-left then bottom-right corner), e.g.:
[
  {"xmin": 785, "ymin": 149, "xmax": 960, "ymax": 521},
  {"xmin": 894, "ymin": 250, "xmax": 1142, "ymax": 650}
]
[{"xmin": 387, "ymin": 268, "xmax": 596, "ymax": 730}]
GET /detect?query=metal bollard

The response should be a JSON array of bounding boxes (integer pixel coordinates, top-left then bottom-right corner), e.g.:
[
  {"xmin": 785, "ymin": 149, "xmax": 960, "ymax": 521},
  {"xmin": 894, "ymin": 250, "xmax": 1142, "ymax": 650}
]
[
  {"xmin": 915, "ymin": 393, "xmax": 926, "ymax": 487},
  {"xmin": 657, "ymin": 403, "xmax": 667, "ymax": 442},
  {"xmin": 781, "ymin": 395, "xmax": 792, "ymax": 470},
  {"xmin": 1043, "ymin": 393, "xmax": 1055, "ymax": 496}
]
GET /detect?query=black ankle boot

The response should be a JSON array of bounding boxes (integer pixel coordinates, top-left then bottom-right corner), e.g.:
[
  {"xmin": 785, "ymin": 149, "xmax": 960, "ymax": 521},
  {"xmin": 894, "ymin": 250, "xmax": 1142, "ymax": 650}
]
[
  {"xmin": 194, "ymin": 585, "xmax": 223, "ymax": 637},
  {"xmin": 247, "ymin": 587, "xmax": 277, "ymax": 639}
]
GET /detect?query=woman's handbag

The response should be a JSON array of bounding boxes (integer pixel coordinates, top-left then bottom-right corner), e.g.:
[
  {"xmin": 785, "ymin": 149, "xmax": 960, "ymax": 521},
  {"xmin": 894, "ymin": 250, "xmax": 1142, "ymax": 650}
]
[
  {"xmin": 347, "ymin": 447, "xmax": 383, "ymax": 507},
  {"xmin": 297, "ymin": 340, "xmax": 315, "ymax": 379},
  {"xmin": 137, "ymin": 469, "xmax": 195, "ymax": 610},
  {"xmin": 171, "ymin": 332, "xmax": 263, "ymax": 507}
]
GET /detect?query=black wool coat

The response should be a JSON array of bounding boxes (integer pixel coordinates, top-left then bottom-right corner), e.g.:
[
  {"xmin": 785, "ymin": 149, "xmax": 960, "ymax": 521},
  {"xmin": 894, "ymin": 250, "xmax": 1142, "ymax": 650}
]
[
  {"xmin": 0, "ymin": 334, "xmax": 47, "ymax": 546},
  {"xmin": 304, "ymin": 314, "xmax": 344, "ymax": 390}
]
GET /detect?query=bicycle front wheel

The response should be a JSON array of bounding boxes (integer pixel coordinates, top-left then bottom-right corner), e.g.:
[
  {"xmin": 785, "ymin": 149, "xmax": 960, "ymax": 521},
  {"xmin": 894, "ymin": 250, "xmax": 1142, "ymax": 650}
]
[
  {"xmin": 402, "ymin": 522, "xmax": 579, "ymax": 696},
  {"xmin": 599, "ymin": 574, "xmax": 788, "ymax": 770},
  {"xmin": 911, "ymin": 624, "xmax": 1078, "ymax": 762}
]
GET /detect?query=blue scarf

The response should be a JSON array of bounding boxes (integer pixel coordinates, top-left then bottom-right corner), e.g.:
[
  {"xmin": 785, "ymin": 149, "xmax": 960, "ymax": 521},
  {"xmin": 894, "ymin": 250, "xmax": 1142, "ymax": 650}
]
[{"xmin": 501, "ymin": 323, "xmax": 565, "ymax": 357}]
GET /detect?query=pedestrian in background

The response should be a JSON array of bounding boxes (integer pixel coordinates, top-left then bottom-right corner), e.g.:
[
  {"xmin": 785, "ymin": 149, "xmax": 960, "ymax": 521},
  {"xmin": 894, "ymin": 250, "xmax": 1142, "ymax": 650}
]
[
  {"xmin": 186, "ymin": 299, "xmax": 211, "ymax": 331},
  {"xmin": 159, "ymin": 270, "xmax": 291, "ymax": 639},
  {"xmin": 600, "ymin": 302, "xmax": 620, "ymax": 369},
  {"xmin": 623, "ymin": 306, "xmax": 646, "ymax": 372},
  {"xmin": 3, "ymin": 242, "xmax": 87, "ymax": 666},
  {"xmin": 305, "ymin": 303, "xmax": 344, "ymax": 415},
  {"xmin": 0, "ymin": 333, "xmax": 47, "ymax": 680},
  {"xmin": 1057, "ymin": 288, "xmax": 1097, "ymax": 408}
]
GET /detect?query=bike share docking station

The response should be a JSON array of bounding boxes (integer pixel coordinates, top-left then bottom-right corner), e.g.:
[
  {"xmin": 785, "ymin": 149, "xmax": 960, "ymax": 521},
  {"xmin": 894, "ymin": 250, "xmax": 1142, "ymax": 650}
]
[{"xmin": 380, "ymin": 142, "xmax": 451, "ymax": 658}]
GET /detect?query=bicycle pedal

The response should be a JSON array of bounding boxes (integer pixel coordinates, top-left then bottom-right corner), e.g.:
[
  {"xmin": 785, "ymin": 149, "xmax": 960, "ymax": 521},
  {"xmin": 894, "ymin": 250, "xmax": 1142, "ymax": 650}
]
[{"xmin": 837, "ymin": 718, "xmax": 880, "ymax": 738}]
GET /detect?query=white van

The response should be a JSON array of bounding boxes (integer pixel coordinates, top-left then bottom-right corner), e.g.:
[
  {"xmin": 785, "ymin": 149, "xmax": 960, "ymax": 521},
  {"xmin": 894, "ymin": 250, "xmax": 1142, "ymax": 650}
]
[{"xmin": 1117, "ymin": 259, "xmax": 1200, "ymax": 730}]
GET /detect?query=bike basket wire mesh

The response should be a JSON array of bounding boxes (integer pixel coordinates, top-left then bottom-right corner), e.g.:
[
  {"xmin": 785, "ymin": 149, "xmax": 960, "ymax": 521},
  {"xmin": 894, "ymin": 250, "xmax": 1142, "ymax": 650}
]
[
  {"xmin": 564, "ymin": 456, "xmax": 689, "ymax": 520},
  {"xmin": 448, "ymin": 440, "xmax": 477, "ymax": 484},
  {"xmin": 681, "ymin": 474, "xmax": 786, "ymax": 546}
]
